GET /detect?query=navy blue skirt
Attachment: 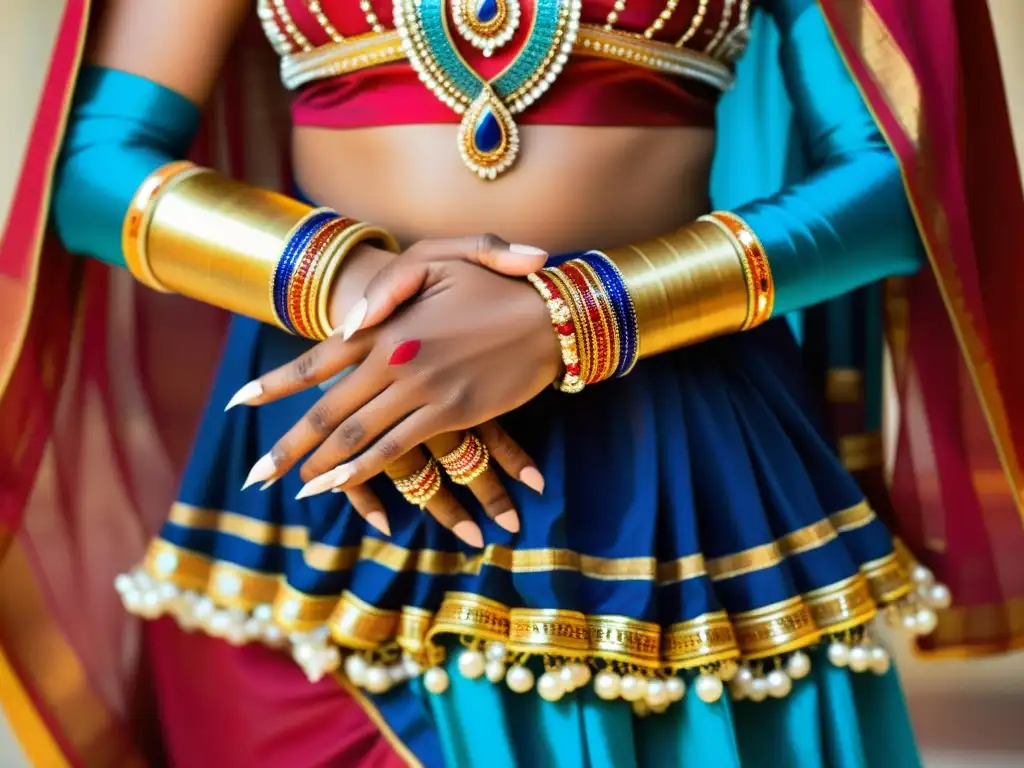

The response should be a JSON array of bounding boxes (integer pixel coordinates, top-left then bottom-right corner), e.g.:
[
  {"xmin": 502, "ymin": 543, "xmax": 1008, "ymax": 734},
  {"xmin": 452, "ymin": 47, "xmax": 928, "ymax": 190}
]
[{"xmin": 118, "ymin": 312, "xmax": 926, "ymax": 766}]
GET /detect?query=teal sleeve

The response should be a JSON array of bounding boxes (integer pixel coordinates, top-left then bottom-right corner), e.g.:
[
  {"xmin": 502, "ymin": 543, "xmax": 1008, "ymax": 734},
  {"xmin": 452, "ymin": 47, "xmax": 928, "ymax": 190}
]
[
  {"xmin": 51, "ymin": 66, "xmax": 201, "ymax": 268},
  {"xmin": 739, "ymin": 0, "xmax": 923, "ymax": 316}
]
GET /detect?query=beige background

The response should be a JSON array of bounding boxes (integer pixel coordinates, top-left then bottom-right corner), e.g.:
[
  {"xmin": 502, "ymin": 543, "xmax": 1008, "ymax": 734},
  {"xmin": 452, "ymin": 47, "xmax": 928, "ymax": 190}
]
[{"xmin": 1, "ymin": 1, "xmax": 1023, "ymax": 765}]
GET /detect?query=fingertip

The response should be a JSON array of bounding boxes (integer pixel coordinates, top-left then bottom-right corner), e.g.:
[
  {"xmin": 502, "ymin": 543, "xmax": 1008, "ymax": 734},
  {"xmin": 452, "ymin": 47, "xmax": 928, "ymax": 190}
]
[
  {"xmin": 494, "ymin": 509, "xmax": 520, "ymax": 534},
  {"xmin": 339, "ymin": 298, "xmax": 368, "ymax": 341},
  {"xmin": 452, "ymin": 520, "xmax": 484, "ymax": 548},
  {"xmin": 518, "ymin": 466, "xmax": 545, "ymax": 494},
  {"xmin": 365, "ymin": 511, "xmax": 391, "ymax": 536}
]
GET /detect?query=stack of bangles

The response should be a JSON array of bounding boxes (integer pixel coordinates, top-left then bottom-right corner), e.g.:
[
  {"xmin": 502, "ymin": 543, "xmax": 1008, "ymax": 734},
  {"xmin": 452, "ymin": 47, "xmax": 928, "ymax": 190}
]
[
  {"xmin": 529, "ymin": 211, "xmax": 774, "ymax": 393},
  {"xmin": 393, "ymin": 434, "xmax": 491, "ymax": 507},
  {"xmin": 122, "ymin": 160, "xmax": 400, "ymax": 340}
]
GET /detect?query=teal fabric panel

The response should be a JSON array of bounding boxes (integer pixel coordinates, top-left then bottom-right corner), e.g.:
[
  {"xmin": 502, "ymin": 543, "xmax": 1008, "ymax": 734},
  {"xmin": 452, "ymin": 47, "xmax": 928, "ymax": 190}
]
[{"xmin": 51, "ymin": 66, "xmax": 200, "ymax": 267}]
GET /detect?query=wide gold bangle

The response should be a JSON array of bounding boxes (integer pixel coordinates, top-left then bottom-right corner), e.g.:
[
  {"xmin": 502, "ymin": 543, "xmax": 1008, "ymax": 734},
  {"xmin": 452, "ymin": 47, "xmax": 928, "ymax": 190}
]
[
  {"xmin": 131, "ymin": 163, "xmax": 398, "ymax": 336},
  {"xmin": 600, "ymin": 212, "xmax": 774, "ymax": 359}
]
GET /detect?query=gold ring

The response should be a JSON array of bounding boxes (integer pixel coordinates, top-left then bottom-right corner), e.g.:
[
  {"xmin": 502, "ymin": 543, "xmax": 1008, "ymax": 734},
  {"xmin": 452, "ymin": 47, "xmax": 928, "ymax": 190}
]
[
  {"xmin": 436, "ymin": 433, "xmax": 491, "ymax": 486},
  {"xmin": 392, "ymin": 458, "xmax": 442, "ymax": 508}
]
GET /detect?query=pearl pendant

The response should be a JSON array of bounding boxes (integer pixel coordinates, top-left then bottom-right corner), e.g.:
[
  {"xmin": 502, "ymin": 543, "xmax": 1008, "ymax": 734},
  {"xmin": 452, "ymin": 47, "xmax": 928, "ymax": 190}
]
[
  {"xmin": 424, "ymin": 666, "xmax": 451, "ymax": 694},
  {"xmin": 786, "ymin": 651, "xmax": 811, "ymax": 680},
  {"xmin": 506, "ymin": 664, "xmax": 535, "ymax": 693},
  {"xmin": 594, "ymin": 670, "xmax": 621, "ymax": 700},
  {"xmin": 694, "ymin": 673, "xmax": 724, "ymax": 703},
  {"xmin": 537, "ymin": 672, "xmax": 564, "ymax": 702},
  {"xmin": 457, "ymin": 88, "xmax": 520, "ymax": 180},
  {"xmin": 457, "ymin": 649, "xmax": 486, "ymax": 680}
]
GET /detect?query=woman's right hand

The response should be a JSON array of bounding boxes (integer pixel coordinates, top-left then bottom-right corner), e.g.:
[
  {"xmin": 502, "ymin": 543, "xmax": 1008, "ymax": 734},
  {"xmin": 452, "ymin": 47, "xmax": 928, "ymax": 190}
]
[{"xmin": 280, "ymin": 237, "xmax": 548, "ymax": 544}]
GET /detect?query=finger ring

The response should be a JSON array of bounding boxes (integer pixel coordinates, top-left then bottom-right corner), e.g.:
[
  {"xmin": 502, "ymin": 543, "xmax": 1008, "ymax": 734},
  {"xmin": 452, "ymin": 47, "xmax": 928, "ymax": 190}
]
[
  {"xmin": 392, "ymin": 458, "xmax": 442, "ymax": 508},
  {"xmin": 437, "ymin": 433, "xmax": 490, "ymax": 486}
]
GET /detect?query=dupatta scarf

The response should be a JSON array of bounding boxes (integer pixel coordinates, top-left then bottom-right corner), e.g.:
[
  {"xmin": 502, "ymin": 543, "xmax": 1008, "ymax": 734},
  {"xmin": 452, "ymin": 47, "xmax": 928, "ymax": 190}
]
[{"xmin": 0, "ymin": 0, "xmax": 1020, "ymax": 763}]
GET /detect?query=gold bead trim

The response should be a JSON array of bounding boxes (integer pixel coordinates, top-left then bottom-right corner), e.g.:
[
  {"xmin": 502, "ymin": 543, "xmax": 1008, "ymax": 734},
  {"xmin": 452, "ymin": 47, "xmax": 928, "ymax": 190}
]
[{"xmin": 279, "ymin": 25, "xmax": 734, "ymax": 92}]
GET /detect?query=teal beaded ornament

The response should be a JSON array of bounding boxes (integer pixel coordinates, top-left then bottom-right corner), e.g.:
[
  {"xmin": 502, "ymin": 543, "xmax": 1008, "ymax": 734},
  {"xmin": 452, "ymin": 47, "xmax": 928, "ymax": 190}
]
[{"xmin": 395, "ymin": 0, "xmax": 582, "ymax": 179}]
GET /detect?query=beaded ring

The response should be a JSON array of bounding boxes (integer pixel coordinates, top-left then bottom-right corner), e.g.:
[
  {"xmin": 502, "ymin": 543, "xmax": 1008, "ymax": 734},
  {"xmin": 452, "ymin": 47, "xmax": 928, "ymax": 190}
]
[
  {"xmin": 392, "ymin": 458, "xmax": 443, "ymax": 508},
  {"xmin": 437, "ymin": 433, "xmax": 491, "ymax": 486},
  {"xmin": 527, "ymin": 272, "xmax": 584, "ymax": 393}
]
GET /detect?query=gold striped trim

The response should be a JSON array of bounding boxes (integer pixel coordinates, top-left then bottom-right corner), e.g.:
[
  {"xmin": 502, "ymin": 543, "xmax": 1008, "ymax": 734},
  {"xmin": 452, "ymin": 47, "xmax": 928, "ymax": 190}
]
[
  {"xmin": 279, "ymin": 25, "xmax": 734, "ymax": 92},
  {"xmin": 139, "ymin": 543, "xmax": 896, "ymax": 667},
  {"xmin": 838, "ymin": 431, "xmax": 884, "ymax": 472},
  {"xmin": 826, "ymin": 368, "xmax": 864, "ymax": 403},
  {"xmin": 168, "ymin": 500, "xmax": 880, "ymax": 586}
]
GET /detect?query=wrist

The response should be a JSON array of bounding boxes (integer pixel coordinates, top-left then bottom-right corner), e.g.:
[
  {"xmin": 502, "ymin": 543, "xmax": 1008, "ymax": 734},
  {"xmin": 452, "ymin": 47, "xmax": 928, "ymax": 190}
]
[{"xmin": 326, "ymin": 242, "xmax": 396, "ymax": 330}]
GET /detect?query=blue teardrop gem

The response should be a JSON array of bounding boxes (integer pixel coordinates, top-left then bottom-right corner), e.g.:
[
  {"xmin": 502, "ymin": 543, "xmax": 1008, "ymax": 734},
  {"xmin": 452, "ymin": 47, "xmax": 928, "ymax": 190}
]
[
  {"xmin": 475, "ymin": 0, "xmax": 499, "ymax": 23},
  {"xmin": 473, "ymin": 107, "xmax": 503, "ymax": 154}
]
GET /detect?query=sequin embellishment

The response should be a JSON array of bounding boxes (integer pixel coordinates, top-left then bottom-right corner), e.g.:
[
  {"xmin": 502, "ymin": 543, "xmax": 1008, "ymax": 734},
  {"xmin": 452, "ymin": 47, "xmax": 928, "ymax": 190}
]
[{"xmin": 395, "ymin": 0, "xmax": 582, "ymax": 179}]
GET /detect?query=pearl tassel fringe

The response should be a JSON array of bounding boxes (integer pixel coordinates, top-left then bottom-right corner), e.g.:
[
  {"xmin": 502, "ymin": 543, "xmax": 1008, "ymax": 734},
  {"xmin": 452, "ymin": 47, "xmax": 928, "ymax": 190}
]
[{"xmin": 115, "ymin": 563, "xmax": 950, "ymax": 711}]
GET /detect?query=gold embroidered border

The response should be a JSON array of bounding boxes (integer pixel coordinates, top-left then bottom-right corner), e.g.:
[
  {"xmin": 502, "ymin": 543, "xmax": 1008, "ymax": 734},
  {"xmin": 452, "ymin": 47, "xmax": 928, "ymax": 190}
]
[
  {"xmin": 585, "ymin": 615, "xmax": 662, "ymax": 667},
  {"xmin": 328, "ymin": 591, "xmax": 400, "ymax": 650},
  {"xmin": 397, "ymin": 606, "xmax": 435, "ymax": 656},
  {"xmin": 731, "ymin": 597, "xmax": 821, "ymax": 659},
  {"xmin": 426, "ymin": 592, "xmax": 511, "ymax": 645},
  {"xmin": 662, "ymin": 611, "xmax": 740, "ymax": 669},
  {"xmin": 508, "ymin": 609, "xmax": 591, "ymax": 657},
  {"xmin": 805, "ymin": 573, "xmax": 878, "ymax": 635},
  {"xmin": 830, "ymin": 501, "xmax": 877, "ymax": 533},
  {"xmin": 860, "ymin": 552, "xmax": 913, "ymax": 604}
]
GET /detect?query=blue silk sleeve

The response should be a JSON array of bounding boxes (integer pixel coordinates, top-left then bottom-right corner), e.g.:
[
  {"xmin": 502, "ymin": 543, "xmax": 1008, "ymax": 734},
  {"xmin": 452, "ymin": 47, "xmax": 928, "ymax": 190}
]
[
  {"xmin": 736, "ymin": 0, "xmax": 922, "ymax": 316},
  {"xmin": 51, "ymin": 66, "xmax": 201, "ymax": 267}
]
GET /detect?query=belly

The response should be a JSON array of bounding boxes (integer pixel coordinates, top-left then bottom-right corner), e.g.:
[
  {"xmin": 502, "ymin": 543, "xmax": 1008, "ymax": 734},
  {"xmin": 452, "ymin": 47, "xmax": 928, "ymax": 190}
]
[{"xmin": 292, "ymin": 124, "xmax": 716, "ymax": 252}]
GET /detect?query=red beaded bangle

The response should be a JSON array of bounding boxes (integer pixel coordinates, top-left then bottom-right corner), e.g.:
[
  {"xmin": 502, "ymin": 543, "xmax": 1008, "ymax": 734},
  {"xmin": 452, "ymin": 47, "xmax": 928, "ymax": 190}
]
[
  {"xmin": 527, "ymin": 271, "xmax": 584, "ymax": 393},
  {"xmin": 559, "ymin": 262, "xmax": 617, "ymax": 384}
]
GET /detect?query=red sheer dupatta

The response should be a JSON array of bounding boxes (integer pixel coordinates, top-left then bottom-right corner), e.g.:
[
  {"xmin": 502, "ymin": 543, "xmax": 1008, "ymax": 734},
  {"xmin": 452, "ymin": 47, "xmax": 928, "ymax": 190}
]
[
  {"xmin": 819, "ymin": 0, "xmax": 1024, "ymax": 655},
  {"xmin": 0, "ymin": 2, "xmax": 287, "ymax": 764}
]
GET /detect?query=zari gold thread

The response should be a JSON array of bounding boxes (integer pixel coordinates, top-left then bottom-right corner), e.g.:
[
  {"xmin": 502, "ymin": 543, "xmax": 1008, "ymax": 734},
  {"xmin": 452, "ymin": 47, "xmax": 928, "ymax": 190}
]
[
  {"xmin": 509, "ymin": 609, "xmax": 591, "ymax": 656},
  {"xmin": 860, "ymin": 552, "xmax": 914, "ymax": 603},
  {"xmin": 830, "ymin": 501, "xmax": 876, "ymax": 533},
  {"xmin": 730, "ymin": 597, "xmax": 821, "ymax": 658},
  {"xmin": 804, "ymin": 573, "xmax": 878, "ymax": 634},
  {"xmin": 329, "ymin": 590, "xmax": 401, "ymax": 649}
]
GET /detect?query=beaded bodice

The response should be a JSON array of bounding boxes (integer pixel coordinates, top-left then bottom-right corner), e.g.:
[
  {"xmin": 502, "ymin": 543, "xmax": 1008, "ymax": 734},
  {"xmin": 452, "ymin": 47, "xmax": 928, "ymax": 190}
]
[
  {"xmin": 260, "ymin": 0, "xmax": 753, "ymax": 61},
  {"xmin": 259, "ymin": 0, "xmax": 755, "ymax": 178}
]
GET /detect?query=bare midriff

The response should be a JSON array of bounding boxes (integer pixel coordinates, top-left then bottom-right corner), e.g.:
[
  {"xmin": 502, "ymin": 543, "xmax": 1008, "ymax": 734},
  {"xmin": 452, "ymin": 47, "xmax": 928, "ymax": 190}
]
[{"xmin": 293, "ymin": 124, "xmax": 716, "ymax": 253}]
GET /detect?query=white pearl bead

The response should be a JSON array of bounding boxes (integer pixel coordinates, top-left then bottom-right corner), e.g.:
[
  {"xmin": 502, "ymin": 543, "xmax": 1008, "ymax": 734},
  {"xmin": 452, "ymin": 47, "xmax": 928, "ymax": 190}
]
[
  {"xmin": 194, "ymin": 597, "xmax": 215, "ymax": 620},
  {"xmin": 558, "ymin": 665, "xmax": 577, "ymax": 692},
  {"xmin": 911, "ymin": 564, "xmax": 934, "ymax": 586},
  {"xmin": 424, "ymin": 666, "xmax": 450, "ymax": 694},
  {"xmin": 929, "ymin": 583, "xmax": 952, "ymax": 609},
  {"xmin": 364, "ymin": 666, "xmax": 392, "ymax": 694},
  {"xmin": 765, "ymin": 670, "xmax": 792, "ymax": 698},
  {"xmin": 208, "ymin": 612, "xmax": 231, "ymax": 636},
  {"xmin": 114, "ymin": 574, "xmax": 134, "ymax": 594},
  {"xmin": 594, "ymin": 670, "xmax": 621, "ymax": 700},
  {"xmin": 695, "ymin": 674, "xmax": 724, "ymax": 703},
  {"xmin": 506, "ymin": 664, "xmax": 535, "ymax": 694},
  {"xmin": 914, "ymin": 608, "xmax": 938, "ymax": 635},
  {"xmin": 901, "ymin": 612, "xmax": 918, "ymax": 632},
  {"xmin": 645, "ymin": 680, "xmax": 669, "ymax": 708},
  {"xmin": 295, "ymin": 643, "xmax": 317, "ymax": 665},
  {"xmin": 485, "ymin": 641, "xmax": 507, "ymax": 662},
  {"xmin": 827, "ymin": 642, "xmax": 851, "ymax": 667},
  {"xmin": 263, "ymin": 624, "xmax": 285, "ymax": 645},
  {"xmin": 254, "ymin": 604, "xmax": 274, "ymax": 622},
  {"xmin": 665, "ymin": 676, "xmax": 685, "ymax": 702},
  {"xmin": 403, "ymin": 656, "xmax": 423, "ymax": 678},
  {"xmin": 848, "ymin": 645, "xmax": 870, "ymax": 673},
  {"xmin": 747, "ymin": 677, "xmax": 768, "ymax": 702},
  {"xmin": 485, "ymin": 659, "xmax": 506, "ymax": 683},
  {"xmin": 619, "ymin": 675, "xmax": 647, "ymax": 702},
  {"xmin": 869, "ymin": 646, "xmax": 891, "ymax": 675},
  {"xmin": 537, "ymin": 672, "xmax": 564, "ymax": 702},
  {"xmin": 786, "ymin": 651, "xmax": 811, "ymax": 680},
  {"xmin": 734, "ymin": 666, "xmax": 754, "ymax": 688},
  {"xmin": 571, "ymin": 663, "xmax": 591, "ymax": 688},
  {"xmin": 458, "ymin": 650, "xmax": 486, "ymax": 680},
  {"xmin": 344, "ymin": 654, "xmax": 369, "ymax": 686},
  {"xmin": 389, "ymin": 665, "xmax": 408, "ymax": 684}
]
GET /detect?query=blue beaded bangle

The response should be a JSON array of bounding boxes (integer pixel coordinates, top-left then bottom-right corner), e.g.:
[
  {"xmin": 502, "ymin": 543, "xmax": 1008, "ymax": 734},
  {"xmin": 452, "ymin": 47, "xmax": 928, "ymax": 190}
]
[
  {"xmin": 583, "ymin": 250, "xmax": 639, "ymax": 377},
  {"xmin": 272, "ymin": 210, "xmax": 338, "ymax": 333}
]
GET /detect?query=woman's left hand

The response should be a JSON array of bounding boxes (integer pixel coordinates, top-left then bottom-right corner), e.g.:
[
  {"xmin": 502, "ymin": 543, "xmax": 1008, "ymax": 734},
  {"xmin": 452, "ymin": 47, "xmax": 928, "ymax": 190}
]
[{"xmin": 251, "ymin": 235, "xmax": 562, "ymax": 493}]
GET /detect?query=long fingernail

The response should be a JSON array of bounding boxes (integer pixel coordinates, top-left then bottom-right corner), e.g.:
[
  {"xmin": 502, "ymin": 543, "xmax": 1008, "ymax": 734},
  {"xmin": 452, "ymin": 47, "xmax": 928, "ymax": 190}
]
[
  {"xmin": 494, "ymin": 510, "xmax": 520, "ymax": 534},
  {"xmin": 296, "ymin": 465, "xmax": 353, "ymax": 499},
  {"xmin": 242, "ymin": 454, "xmax": 276, "ymax": 490},
  {"xmin": 259, "ymin": 477, "xmax": 278, "ymax": 491},
  {"xmin": 365, "ymin": 511, "xmax": 391, "ymax": 536},
  {"xmin": 225, "ymin": 379, "xmax": 263, "ymax": 411},
  {"xmin": 518, "ymin": 466, "xmax": 545, "ymax": 494},
  {"xmin": 340, "ymin": 298, "xmax": 368, "ymax": 341},
  {"xmin": 509, "ymin": 243, "xmax": 548, "ymax": 257},
  {"xmin": 452, "ymin": 520, "xmax": 484, "ymax": 548}
]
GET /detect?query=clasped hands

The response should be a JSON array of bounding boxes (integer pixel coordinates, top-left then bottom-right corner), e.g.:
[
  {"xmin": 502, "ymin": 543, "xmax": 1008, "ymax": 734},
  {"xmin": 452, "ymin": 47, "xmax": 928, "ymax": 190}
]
[{"xmin": 229, "ymin": 235, "xmax": 563, "ymax": 547}]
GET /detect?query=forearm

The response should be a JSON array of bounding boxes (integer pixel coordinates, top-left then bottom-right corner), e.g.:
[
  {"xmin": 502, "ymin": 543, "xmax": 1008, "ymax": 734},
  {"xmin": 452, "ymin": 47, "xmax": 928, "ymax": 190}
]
[
  {"xmin": 532, "ymin": 0, "xmax": 923, "ymax": 391},
  {"xmin": 51, "ymin": 66, "xmax": 396, "ymax": 337}
]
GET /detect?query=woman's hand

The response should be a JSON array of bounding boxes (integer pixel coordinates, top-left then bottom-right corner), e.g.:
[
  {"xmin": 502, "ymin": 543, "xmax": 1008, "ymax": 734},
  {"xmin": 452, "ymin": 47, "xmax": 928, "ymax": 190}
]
[
  {"xmin": 231, "ymin": 235, "xmax": 552, "ymax": 545},
  {"xmin": 240, "ymin": 235, "xmax": 562, "ymax": 509}
]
